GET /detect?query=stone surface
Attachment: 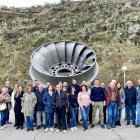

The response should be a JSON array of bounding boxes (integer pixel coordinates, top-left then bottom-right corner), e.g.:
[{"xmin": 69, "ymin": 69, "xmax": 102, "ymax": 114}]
[{"xmin": 0, "ymin": 110, "xmax": 140, "ymax": 140}]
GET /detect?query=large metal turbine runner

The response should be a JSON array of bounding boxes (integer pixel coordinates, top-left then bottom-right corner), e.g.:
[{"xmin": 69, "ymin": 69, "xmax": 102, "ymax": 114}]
[{"xmin": 29, "ymin": 41, "xmax": 99, "ymax": 86}]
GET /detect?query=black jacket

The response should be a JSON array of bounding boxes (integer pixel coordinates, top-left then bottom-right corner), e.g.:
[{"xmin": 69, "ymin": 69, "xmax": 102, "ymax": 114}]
[
  {"xmin": 14, "ymin": 91, "xmax": 24, "ymax": 114},
  {"xmin": 7, "ymin": 87, "xmax": 13, "ymax": 96},
  {"xmin": 124, "ymin": 87, "xmax": 137, "ymax": 105},
  {"xmin": 35, "ymin": 90, "xmax": 45, "ymax": 111},
  {"xmin": 52, "ymin": 91, "xmax": 68, "ymax": 109},
  {"xmin": 68, "ymin": 93, "xmax": 79, "ymax": 108}
]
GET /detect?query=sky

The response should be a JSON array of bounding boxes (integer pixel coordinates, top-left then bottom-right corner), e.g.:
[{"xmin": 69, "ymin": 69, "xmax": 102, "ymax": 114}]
[{"xmin": 0, "ymin": 0, "xmax": 60, "ymax": 7}]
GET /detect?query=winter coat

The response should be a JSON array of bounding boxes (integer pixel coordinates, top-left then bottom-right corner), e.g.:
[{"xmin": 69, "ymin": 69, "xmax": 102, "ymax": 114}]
[
  {"xmin": 124, "ymin": 87, "xmax": 137, "ymax": 105},
  {"xmin": 35, "ymin": 90, "xmax": 45, "ymax": 111},
  {"xmin": 52, "ymin": 91, "xmax": 68, "ymax": 109},
  {"xmin": 42, "ymin": 92, "xmax": 54, "ymax": 113},
  {"xmin": 22, "ymin": 92, "xmax": 37, "ymax": 116},
  {"xmin": 14, "ymin": 91, "xmax": 24, "ymax": 115}
]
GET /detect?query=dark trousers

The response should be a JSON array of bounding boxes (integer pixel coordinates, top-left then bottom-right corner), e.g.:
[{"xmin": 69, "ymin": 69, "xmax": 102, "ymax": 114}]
[
  {"xmin": 103, "ymin": 106, "xmax": 107, "ymax": 124},
  {"xmin": 56, "ymin": 107, "xmax": 67, "ymax": 130},
  {"xmin": 89, "ymin": 104, "xmax": 92, "ymax": 124},
  {"xmin": 15, "ymin": 113, "xmax": 24, "ymax": 127},
  {"xmin": 126, "ymin": 104, "xmax": 136, "ymax": 124}
]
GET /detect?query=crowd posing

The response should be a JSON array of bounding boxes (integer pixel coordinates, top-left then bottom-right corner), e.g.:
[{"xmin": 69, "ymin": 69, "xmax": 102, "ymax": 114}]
[{"xmin": 0, "ymin": 79, "xmax": 140, "ymax": 133}]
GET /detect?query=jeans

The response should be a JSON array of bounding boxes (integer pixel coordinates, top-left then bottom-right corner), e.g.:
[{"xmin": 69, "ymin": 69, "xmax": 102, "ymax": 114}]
[
  {"xmin": 136, "ymin": 103, "xmax": 140, "ymax": 125},
  {"xmin": 116, "ymin": 108, "xmax": 122, "ymax": 122},
  {"xmin": 69, "ymin": 106, "xmax": 77, "ymax": 128},
  {"xmin": 46, "ymin": 112, "xmax": 54, "ymax": 128},
  {"xmin": 107, "ymin": 102, "xmax": 117, "ymax": 126},
  {"xmin": 0, "ymin": 109, "xmax": 6, "ymax": 126},
  {"xmin": 81, "ymin": 106, "xmax": 90, "ymax": 128},
  {"xmin": 26, "ymin": 116, "xmax": 33, "ymax": 129},
  {"xmin": 56, "ymin": 107, "xmax": 67, "ymax": 130},
  {"xmin": 126, "ymin": 104, "xmax": 136, "ymax": 124}
]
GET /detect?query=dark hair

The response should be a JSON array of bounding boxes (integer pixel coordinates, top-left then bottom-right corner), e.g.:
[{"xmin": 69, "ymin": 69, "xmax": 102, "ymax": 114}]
[
  {"xmin": 80, "ymin": 84, "xmax": 88, "ymax": 92},
  {"xmin": 70, "ymin": 86, "xmax": 76, "ymax": 93}
]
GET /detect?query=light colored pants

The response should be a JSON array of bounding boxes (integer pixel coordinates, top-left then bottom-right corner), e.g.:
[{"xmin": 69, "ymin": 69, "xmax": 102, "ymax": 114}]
[
  {"xmin": 36, "ymin": 111, "xmax": 46, "ymax": 126},
  {"xmin": 92, "ymin": 102, "xmax": 103, "ymax": 125}
]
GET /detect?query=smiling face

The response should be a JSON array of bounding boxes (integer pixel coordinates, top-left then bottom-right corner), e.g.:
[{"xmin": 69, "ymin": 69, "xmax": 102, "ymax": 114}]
[{"xmin": 127, "ymin": 81, "xmax": 133, "ymax": 89}]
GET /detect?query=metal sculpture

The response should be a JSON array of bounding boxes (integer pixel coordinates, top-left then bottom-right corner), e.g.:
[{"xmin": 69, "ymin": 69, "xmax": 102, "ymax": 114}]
[{"xmin": 29, "ymin": 41, "xmax": 99, "ymax": 86}]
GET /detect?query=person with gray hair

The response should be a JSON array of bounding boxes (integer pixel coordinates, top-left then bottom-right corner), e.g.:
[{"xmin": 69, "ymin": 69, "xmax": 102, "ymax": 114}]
[
  {"xmin": 35, "ymin": 84, "xmax": 46, "ymax": 130},
  {"xmin": 0, "ymin": 87, "xmax": 11, "ymax": 130}
]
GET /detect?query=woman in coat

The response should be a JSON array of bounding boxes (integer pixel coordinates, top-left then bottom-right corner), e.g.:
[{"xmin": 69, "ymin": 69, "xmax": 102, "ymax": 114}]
[
  {"xmin": 14, "ymin": 85, "xmax": 24, "ymax": 129},
  {"xmin": 43, "ymin": 85, "xmax": 54, "ymax": 132},
  {"xmin": 0, "ymin": 87, "xmax": 11, "ymax": 130},
  {"xmin": 22, "ymin": 85, "xmax": 37, "ymax": 131}
]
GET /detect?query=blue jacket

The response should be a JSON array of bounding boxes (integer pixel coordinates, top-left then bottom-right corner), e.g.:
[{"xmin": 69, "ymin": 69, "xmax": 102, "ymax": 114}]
[
  {"xmin": 42, "ymin": 92, "xmax": 54, "ymax": 113},
  {"xmin": 35, "ymin": 90, "xmax": 46, "ymax": 111}
]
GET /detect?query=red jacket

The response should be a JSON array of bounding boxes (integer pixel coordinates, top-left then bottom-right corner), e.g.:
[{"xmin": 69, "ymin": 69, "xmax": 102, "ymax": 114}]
[{"xmin": 105, "ymin": 87, "xmax": 121, "ymax": 107}]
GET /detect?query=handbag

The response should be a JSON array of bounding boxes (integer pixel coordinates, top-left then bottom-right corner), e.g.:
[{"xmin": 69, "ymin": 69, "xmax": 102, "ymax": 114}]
[{"xmin": 0, "ymin": 103, "xmax": 7, "ymax": 111}]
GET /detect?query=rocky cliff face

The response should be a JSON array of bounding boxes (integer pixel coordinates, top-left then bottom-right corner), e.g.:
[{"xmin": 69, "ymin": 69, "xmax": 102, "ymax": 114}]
[{"xmin": 0, "ymin": 0, "xmax": 139, "ymax": 86}]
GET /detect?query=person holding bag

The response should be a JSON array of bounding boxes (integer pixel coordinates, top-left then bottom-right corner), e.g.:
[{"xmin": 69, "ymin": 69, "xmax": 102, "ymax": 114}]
[{"xmin": 0, "ymin": 87, "xmax": 11, "ymax": 130}]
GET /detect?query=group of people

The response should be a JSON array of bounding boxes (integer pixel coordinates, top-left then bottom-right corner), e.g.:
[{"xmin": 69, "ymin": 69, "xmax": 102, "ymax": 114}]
[{"xmin": 0, "ymin": 78, "xmax": 140, "ymax": 133}]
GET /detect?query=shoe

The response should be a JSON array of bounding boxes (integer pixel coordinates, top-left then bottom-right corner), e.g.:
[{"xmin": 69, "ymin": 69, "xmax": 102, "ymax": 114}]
[
  {"xmin": 1, "ymin": 126, "xmax": 4, "ymax": 130},
  {"xmin": 45, "ymin": 128, "xmax": 49, "ymax": 132},
  {"xmin": 14, "ymin": 124, "xmax": 17, "ymax": 127},
  {"xmin": 50, "ymin": 128, "xmax": 54, "ymax": 132},
  {"xmin": 126, "ymin": 122, "xmax": 130, "ymax": 125},
  {"xmin": 16, "ymin": 126, "xmax": 20, "ymax": 129},
  {"xmin": 74, "ymin": 127, "xmax": 78, "ymax": 130},
  {"xmin": 83, "ymin": 127, "xmax": 88, "ymax": 131},
  {"xmin": 20, "ymin": 126, "xmax": 24, "ymax": 129},
  {"xmin": 43, "ymin": 125, "xmax": 46, "ymax": 129},
  {"xmin": 30, "ymin": 128, "xmax": 34, "ymax": 131},
  {"xmin": 27, "ymin": 128, "xmax": 30, "ymax": 132},
  {"xmin": 107, "ymin": 126, "xmax": 111, "ymax": 129},
  {"xmin": 7, "ymin": 122, "xmax": 12, "ymax": 124},
  {"xmin": 63, "ymin": 130, "xmax": 67, "ymax": 133},
  {"xmin": 36, "ymin": 126, "xmax": 41, "ymax": 130},
  {"xmin": 3, "ymin": 125, "xmax": 6, "ymax": 128},
  {"xmin": 135, "ymin": 125, "xmax": 140, "ymax": 128},
  {"xmin": 55, "ymin": 129, "xmax": 60, "ymax": 133},
  {"xmin": 90, "ymin": 124, "xmax": 95, "ymax": 128},
  {"xmin": 111, "ymin": 125, "xmax": 116, "ymax": 128},
  {"xmin": 70, "ymin": 127, "xmax": 74, "ymax": 131},
  {"xmin": 133, "ymin": 122, "xmax": 136, "ymax": 125},
  {"xmin": 101, "ymin": 124, "xmax": 105, "ymax": 129}
]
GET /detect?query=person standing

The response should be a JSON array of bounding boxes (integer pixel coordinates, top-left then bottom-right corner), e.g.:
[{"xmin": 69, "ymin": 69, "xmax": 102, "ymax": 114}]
[
  {"xmin": 14, "ymin": 85, "xmax": 24, "ymax": 129},
  {"xmin": 69, "ymin": 86, "xmax": 79, "ymax": 131},
  {"xmin": 135, "ymin": 79, "xmax": 140, "ymax": 128},
  {"xmin": 87, "ymin": 81, "xmax": 92, "ymax": 124},
  {"xmin": 35, "ymin": 84, "xmax": 46, "ymax": 130},
  {"xmin": 5, "ymin": 81, "xmax": 13, "ymax": 124},
  {"xmin": 115, "ymin": 82, "xmax": 125, "ymax": 126},
  {"xmin": 78, "ymin": 85, "xmax": 91, "ymax": 131},
  {"xmin": 0, "ymin": 87, "xmax": 11, "ymax": 130},
  {"xmin": 53, "ymin": 84, "xmax": 68, "ymax": 133},
  {"xmin": 124, "ymin": 80, "xmax": 137, "ymax": 125},
  {"xmin": 22, "ymin": 85, "xmax": 37, "ymax": 131},
  {"xmin": 105, "ymin": 82, "xmax": 121, "ymax": 129},
  {"xmin": 43, "ymin": 85, "xmax": 54, "ymax": 132},
  {"xmin": 90, "ymin": 79, "xmax": 105, "ymax": 129}
]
